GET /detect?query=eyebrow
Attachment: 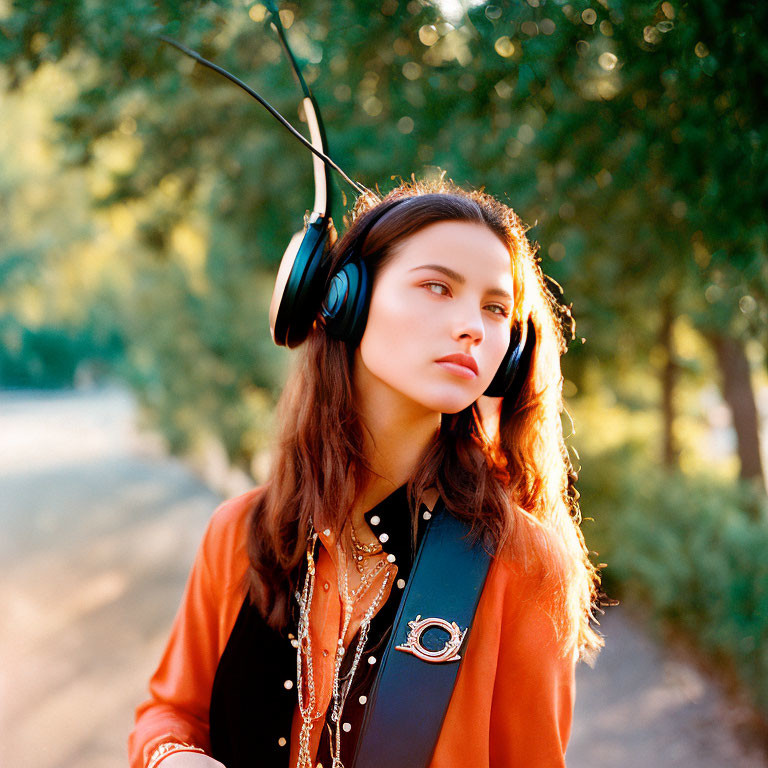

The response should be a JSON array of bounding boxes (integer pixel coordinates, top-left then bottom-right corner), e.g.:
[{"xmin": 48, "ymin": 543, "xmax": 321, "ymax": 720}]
[{"xmin": 409, "ymin": 264, "xmax": 513, "ymax": 301}]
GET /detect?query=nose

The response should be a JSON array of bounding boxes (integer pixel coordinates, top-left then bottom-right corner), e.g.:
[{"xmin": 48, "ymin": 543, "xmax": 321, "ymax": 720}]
[{"xmin": 451, "ymin": 300, "xmax": 484, "ymax": 346}]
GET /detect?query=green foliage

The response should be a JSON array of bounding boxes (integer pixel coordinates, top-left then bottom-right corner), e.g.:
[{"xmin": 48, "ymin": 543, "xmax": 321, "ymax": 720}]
[
  {"xmin": 112, "ymin": 241, "xmax": 286, "ymax": 468},
  {"xmin": 3, "ymin": 0, "xmax": 765, "ymax": 385},
  {"xmin": 0, "ymin": 313, "xmax": 124, "ymax": 388},
  {"xmin": 580, "ymin": 440, "xmax": 768, "ymax": 714}
]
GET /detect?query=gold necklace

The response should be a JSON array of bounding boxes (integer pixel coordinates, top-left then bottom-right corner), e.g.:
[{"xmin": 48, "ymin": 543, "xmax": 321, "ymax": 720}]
[
  {"xmin": 330, "ymin": 543, "xmax": 392, "ymax": 768},
  {"xmin": 295, "ymin": 529, "xmax": 394, "ymax": 768},
  {"xmin": 348, "ymin": 519, "xmax": 383, "ymax": 575},
  {"xmin": 296, "ymin": 533, "xmax": 322, "ymax": 767}
]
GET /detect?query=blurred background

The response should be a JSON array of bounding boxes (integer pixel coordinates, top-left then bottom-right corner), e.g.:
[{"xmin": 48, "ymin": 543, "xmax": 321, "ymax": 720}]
[{"xmin": 1, "ymin": 0, "xmax": 767, "ymax": 766}]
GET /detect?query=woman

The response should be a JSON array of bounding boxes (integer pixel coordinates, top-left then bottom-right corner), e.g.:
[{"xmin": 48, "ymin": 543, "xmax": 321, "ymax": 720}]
[{"xmin": 129, "ymin": 178, "xmax": 604, "ymax": 768}]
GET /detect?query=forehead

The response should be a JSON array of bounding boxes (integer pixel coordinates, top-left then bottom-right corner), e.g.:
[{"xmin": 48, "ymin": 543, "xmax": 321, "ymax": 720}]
[{"xmin": 386, "ymin": 220, "xmax": 512, "ymax": 278}]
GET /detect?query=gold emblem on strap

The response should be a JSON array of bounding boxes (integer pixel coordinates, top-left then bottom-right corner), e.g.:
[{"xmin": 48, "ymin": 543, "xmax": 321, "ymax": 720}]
[{"xmin": 394, "ymin": 614, "xmax": 467, "ymax": 663}]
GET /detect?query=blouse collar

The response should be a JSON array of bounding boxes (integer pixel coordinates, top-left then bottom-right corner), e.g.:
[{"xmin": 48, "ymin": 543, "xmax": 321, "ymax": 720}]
[{"xmin": 317, "ymin": 484, "xmax": 439, "ymax": 570}]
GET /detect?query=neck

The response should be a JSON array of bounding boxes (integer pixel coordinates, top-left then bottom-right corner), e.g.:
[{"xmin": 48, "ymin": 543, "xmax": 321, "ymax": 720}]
[{"xmin": 351, "ymin": 352, "xmax": 441, "ymax": 528}]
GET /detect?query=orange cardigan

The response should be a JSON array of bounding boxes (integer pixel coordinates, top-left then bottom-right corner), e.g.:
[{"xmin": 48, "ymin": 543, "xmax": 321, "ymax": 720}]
[{"xmin": 129, "ymin": 488, "xmax": 577, "ymax": 768}]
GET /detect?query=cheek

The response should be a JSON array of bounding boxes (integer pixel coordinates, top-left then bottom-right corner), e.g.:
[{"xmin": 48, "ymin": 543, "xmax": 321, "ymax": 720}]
[
  {"xmin": 360, "ymin": 290, "xmax": 426, "ymax": 372},
  {"xmin": 471, "ymin": 324, "xmax": 512, "ymax": 389},
  {"xmin": 369, "ymin": 275, "xmax": 417, "ymax": 332},
  {"xmin": 488, "ymin": 327, "xmax": 512, "ymax": 369}
]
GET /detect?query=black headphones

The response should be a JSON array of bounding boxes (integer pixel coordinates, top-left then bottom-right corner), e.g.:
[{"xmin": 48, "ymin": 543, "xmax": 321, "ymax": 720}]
[
  {"xmin": 159, "ymin": 4, "xmax": 534, "ymax": 399},
  {"xmin": 271, "ymin": 194, "xmax": 534, "ymax": 399}
]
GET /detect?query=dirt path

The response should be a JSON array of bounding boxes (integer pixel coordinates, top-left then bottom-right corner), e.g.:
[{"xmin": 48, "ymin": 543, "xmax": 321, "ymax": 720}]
[
  {"xmin": 568, "ymin": 606, "xmax": 765, "ymax": 766},
  {"xmin": 0, "ymin": 386, "xmax": 764, "ymax": 767}
]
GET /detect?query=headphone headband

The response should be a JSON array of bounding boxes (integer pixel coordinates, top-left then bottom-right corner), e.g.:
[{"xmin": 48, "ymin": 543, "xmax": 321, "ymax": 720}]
[{"xmin": 333, "ymin": 198, "xmax": 409, "ymax": 275}]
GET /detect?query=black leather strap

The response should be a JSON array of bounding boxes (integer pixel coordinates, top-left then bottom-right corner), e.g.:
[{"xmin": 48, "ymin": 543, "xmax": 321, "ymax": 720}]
[{"xmin": 352, "ymin": 500, "xmax": 493, "ymax": 768}]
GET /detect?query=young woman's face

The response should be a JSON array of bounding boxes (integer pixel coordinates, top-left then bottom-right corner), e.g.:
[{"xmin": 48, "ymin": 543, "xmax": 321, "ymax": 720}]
[{"xmin": 355, "ymin": 220, "xmax": 515, "ymax": 415}]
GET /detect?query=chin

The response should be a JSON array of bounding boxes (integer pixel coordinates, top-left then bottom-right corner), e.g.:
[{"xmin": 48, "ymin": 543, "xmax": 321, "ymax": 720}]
[
  {"xmin": 416, "ymin": 388, "xmax": 483, "ymax": 415},
  {"xmin": 439, "ymin": 402, "xmax": 475, "ymax": 415}
]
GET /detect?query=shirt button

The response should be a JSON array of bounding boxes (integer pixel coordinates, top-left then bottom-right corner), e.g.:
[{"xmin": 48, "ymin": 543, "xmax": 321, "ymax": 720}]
[
  {"xmin": 323, "ymin": 581, "xmax": 330, "ymax": 591},
  {"xmin": 284, "ymin": 679, "xmax": 294, "ymax": 690},
  {"xmin": 423, "ymin": 511, "xmax": 432, "ymax": 520},
  {"xmin": 278, "ymin": 737, "xmax": 287, "ymax": 747},
  {"xmin": 386, "ymin": 553, "xmax": 396, "ymax": 563},
  {"xmin": 379, "ymin": 532, "xmax": 389, "ymax": 543},
  {"xmin": 342, "ymin": 722, "xmax": 352, "ymax": 732},
  {"xmin": 396, "ymin": 578, "xmax": 406, "ymax": 589},
  {"xmin": 359, "ymin": 695, "xmax": 367, "ymax": 705},
  {"xmin": 368, "ymin": 656, "xmax": 377, "ymax": 665},
  {"xmin": 370, "ymin": 515, "xmax": 381, "ymax": 526}
]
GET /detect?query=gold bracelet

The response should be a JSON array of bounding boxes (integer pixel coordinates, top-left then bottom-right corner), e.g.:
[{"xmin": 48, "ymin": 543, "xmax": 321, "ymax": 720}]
[{"xmin": 146, "ymin": 741, "xmax": 207, "ymax": 768}]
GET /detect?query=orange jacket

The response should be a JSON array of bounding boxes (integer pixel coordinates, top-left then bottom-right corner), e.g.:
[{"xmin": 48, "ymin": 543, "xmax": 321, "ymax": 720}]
[{"xmin": 129, "ymin": 488, "xmax": 576, "ymax": 768}]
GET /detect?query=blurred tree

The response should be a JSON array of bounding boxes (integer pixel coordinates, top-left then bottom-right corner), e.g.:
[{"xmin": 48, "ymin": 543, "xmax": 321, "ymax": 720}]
[
  {"xmin": 0, "ymin": 59, "xmax": 126, "ymax": 387},
  {"xmin": 0, "ymin": 0, "xmax": 765, "ymax": 488}
]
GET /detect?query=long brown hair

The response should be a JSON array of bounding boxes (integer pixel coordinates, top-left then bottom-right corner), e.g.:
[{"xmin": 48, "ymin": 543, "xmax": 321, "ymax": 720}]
[{"xmin": 248, "ymin": 177, "xmax": 604, "ymax": 663}]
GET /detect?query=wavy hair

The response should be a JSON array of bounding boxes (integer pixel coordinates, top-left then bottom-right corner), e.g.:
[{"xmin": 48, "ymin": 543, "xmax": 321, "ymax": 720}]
[{"xmin": 247, "ymin": 177, "xmax": 604, "ymax": 663}]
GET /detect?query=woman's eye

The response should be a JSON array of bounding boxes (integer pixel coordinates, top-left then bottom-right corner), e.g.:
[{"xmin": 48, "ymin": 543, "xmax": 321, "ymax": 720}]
[
  {"xmin": 423, "ymin": 281, "xmax": 450, "ymax": 296},
  {"xmin": 423, "ymin": 282, "xmax": 509, "ymax": 316}
]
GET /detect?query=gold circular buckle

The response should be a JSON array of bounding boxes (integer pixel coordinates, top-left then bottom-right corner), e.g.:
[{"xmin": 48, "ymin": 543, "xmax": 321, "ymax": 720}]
[{"xmin": 395, "ymin": 614, "xmax": 467, "ymax": 663}]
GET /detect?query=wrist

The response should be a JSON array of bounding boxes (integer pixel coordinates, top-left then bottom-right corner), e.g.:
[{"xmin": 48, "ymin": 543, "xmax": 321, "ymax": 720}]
[{"xmin": 146, "ymin": 741, "xmax": 207, "ymax": 768}]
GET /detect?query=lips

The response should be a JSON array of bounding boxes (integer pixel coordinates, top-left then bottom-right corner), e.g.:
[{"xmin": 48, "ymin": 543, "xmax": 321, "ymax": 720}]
[{"xmin": 435, "ymin": 353, "xmax": 479, "ymax": 376}]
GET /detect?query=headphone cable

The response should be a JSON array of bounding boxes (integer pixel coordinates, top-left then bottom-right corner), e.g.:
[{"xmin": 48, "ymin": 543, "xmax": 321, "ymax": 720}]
[{"xmin": 158, "ymin": 34, "xmax": 374, "ymax": 199}]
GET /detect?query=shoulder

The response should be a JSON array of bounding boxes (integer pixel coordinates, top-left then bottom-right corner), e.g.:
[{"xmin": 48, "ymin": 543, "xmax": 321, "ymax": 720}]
[
  {"xmin": 197, "ymin": 485, "xmax": 266, "ymax": 590},
  {"xmin": 486, "ymin": 542, "xmax": 575, "ymax": 661},
  {"xmin": 486, "ymin": 550, "xmax": 545, "ymax": 613},
  {"xmin": 205, "ymin": 485, "xmax": 265, "ymax": 542}
]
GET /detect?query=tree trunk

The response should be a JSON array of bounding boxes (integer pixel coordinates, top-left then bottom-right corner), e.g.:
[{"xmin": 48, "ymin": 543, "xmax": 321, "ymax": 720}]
[
  {"xmin": 660, "ymin": 292, "xmax": 680, "ymax": 470},
  {"xmin": 706, "ymin": 331, "xmax": 766, "ymax": 509}
]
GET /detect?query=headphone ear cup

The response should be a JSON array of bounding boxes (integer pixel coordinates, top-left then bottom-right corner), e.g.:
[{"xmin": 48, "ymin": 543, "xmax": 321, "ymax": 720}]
[
  {"xmin": 320, "ymin": 259, "xmax": 371, "ymax": 344},
  {"xmin": 483, "ymin": 317, "xmax": 535, "ymax": 398},
  {"xmin": 269, "ymin": 214, "xmax": 335, "ymax": 348}
]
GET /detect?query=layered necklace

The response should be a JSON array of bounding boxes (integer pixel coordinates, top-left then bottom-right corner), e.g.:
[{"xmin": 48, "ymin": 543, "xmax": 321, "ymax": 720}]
[
  {"xmin": 295, "ymin": 520, "xmax": 394, "ymax": 768},
  {"xmin": 349, "ymin": 518, "xmax": 383, "ymax": 573}
]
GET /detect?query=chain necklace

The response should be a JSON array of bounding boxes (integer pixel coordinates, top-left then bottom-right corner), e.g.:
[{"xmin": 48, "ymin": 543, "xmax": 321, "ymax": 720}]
[
  {"xmin": 295, "ymin": 533, "xmax": 321, "ymax": 768},
  {"xmin": 295, "ymin": 527, "xmax": 394, "ymax": 768},
  {"xmin": 329, "ymin": 539, "xmax": 392, "ymax": 768},
  {"xmin": 348, "ymin": 519, "xmax": 383, "ymax": 575}
]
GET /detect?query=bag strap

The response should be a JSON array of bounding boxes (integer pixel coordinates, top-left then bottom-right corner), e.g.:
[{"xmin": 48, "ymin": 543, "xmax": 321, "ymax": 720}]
[{"xmin": 351, "ymin": 499, "xmax": 493, "ymax": 768}]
